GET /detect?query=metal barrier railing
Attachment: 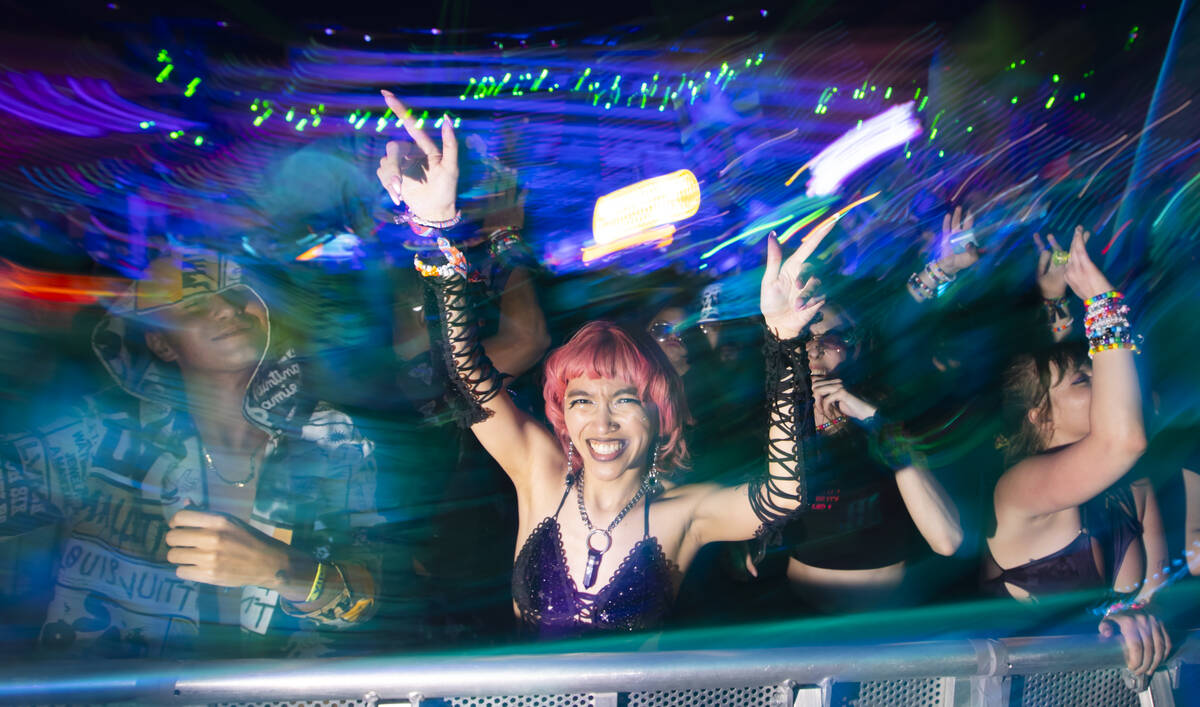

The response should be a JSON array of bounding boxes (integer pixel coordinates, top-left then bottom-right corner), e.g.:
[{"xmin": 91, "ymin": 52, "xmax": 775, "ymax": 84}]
[{"xmin": 0, "ymin": 629, "xmax": 1196, "ymax": 706}]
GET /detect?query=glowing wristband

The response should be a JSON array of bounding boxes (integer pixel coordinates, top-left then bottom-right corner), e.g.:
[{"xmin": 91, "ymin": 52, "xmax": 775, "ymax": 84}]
[{"xmin": 304, "ymin": 562, "xmax": 327, "ymax": 604}]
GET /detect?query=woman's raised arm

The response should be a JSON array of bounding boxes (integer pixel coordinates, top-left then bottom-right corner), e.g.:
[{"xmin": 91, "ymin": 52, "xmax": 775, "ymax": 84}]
[
  {"xmin": 376, "ymin": 91, "xmax": 559, "ymax": 489},
  {"xmin": 687, "ymin": 226, "xmax": 832, "ymax": 544},
  {"xmin": 995, "ymin": 227, "xmax": 1146, "ymax": 517}
]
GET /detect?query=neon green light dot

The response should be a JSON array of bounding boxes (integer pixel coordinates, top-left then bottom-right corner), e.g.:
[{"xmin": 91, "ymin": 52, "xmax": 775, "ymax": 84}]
[
  {"xmin": 139, "ymin": 121, "xmax": 152, "ymax": 129},
  {"xmin": 1052, "ymin": 74, "xmax": 1060, "ymax": 82},
  {"xmin": 194, "ymin": 136, "xmax": 204, "ymax": 146},
  {"xmin": 1011, "ymin": 96, "xmax": 1018, "ymax": 104},
  {"xmin": 938, "ymin": 150, "xmax": 945, "ymax": 157},
  {"xmin": 1045, "ymin": 96, "xmax": 1056, "ymax": 109},
  {"xmin": 966, "ymin": 125, "xmax": 973, "ymax": 132}
]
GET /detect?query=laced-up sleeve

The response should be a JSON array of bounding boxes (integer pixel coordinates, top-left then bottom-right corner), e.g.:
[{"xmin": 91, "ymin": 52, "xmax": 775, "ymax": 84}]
[
  {"xmin": 748, "ymin": 329, "xmax": 815, "ymax": 536},
  {"xmin": 422, "ymin": 270, "xmax": 508, "ymax": 428}
]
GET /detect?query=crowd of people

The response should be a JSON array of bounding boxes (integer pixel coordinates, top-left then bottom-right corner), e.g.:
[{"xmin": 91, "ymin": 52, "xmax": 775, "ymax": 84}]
[{"xmin": 1, "ymin": 87, "xmax": 1197, "ymax": 683}]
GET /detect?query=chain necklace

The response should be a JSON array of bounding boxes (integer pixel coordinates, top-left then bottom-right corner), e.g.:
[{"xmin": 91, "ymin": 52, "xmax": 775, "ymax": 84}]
[
  {"xmin": 201, "ymin": 446, "xmax": 257, "ymax": 488},
  {"xmin": 574, "ymin": 472, "xmax": 649, "ymax": 589}
]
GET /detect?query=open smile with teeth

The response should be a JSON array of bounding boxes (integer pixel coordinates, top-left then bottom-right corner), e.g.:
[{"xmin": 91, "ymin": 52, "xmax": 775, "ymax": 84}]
[{"xmin": 587, "ymin": 439, "xmax": 627, "ymax": 461}]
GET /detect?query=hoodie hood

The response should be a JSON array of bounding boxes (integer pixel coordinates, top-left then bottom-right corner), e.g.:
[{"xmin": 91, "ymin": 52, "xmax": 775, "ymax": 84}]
[{"xmin": 91, "ymin": 251, "xmax": 310, "ymax": 435}]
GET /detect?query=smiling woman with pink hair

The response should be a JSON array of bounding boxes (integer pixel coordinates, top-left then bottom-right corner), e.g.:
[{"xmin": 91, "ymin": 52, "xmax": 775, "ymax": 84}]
[{"xmin": 375, "ymin": 90, "xmax": 826, "ymax": 637}]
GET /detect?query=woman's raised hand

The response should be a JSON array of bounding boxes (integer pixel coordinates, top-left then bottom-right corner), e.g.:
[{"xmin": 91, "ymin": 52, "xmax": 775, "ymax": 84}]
[
  {"xmin": 1062, "ymin": 225, "xmax": 1114, "ymax": 301},
  {"xmin": 760, "ymin": 221, "xmax": 834, "ymax": 340},
  {"xmin": 377, "ymin": 91, "xmax": 459, "ymax": 222}
]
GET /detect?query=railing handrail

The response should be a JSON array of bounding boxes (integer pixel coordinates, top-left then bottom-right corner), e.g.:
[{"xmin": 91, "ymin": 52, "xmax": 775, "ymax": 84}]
[{"xmin": 1, "ymin": 630, "xmax": 1196, "ymax": 704}]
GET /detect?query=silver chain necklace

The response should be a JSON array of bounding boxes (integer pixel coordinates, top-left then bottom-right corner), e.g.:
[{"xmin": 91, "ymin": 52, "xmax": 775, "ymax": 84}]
[
  {"xmin": 574, "ymin": 472, "xmax": 649, "ymax": 589},
  {"xmin": 201, "ymin": 446, "xmax": 257, "ymax": 488}
]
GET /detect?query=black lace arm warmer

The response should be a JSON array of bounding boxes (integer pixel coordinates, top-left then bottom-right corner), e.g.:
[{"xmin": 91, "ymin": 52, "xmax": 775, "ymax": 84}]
[
  {"xmin": 422, "ymin": 272, "xmax": 507, "ymax": 428},
  {"xmin": 749, "ymin": 329, "xmax": 815, "ymax": 537}
]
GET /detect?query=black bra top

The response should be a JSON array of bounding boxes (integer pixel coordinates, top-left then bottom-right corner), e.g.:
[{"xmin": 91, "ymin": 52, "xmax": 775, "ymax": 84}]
[
  {"xmin": 983, "ymin": 486, "xmax": 1143, "ymax": 598},
  {"xmin": 784, "ymin": 427, "xmax": 917, "ymax": 570},
  {"xmin": 511, "ymin": 477, "xmax": 676, "ymax": 639}
]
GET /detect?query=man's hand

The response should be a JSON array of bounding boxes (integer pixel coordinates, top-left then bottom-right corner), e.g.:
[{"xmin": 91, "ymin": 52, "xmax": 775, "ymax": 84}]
[{"xmin": 165, "ymin": 510, "xmax": 316, "ymax": 601}]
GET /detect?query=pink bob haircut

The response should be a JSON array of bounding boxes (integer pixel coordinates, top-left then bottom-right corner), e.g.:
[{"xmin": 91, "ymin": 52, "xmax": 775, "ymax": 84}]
[{"xmin": 543, "ymin": 321, "xmax": 691, "ymax": 475}]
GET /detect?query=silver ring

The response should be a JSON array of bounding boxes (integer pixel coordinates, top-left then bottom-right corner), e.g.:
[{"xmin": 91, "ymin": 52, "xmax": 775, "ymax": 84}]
[{"xmin": 587, "ymin": 529, "xmax": 612, "ymax": 553}]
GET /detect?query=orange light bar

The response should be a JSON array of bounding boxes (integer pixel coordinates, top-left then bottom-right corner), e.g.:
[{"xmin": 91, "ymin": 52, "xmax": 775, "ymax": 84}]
[
  {"xmin": 592, "ymin": 170, "xmax": 700, "ymax": 244},
  {"xmin": 295, "ymin": 243, "xmax": 324, "ymax": 261},
  {"xmin": 581, "ymin": 225, "xmax": 676, "ymax": 263},
  {"xmin": 0, "ymin": 258, "xmax": 128, "ymax": 304}
]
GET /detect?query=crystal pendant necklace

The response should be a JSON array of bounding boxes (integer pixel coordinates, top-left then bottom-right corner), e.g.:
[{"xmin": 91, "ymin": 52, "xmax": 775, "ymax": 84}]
[{"xmin": 575, "ymin": 472, "xmax": 649, "ymax": 589}]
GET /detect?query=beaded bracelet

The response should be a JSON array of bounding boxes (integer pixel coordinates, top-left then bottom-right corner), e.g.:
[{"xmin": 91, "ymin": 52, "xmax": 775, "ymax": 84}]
[
  {"xmin": 487, "ymin": 227, "xmax": 523, "ymax": 258},
  {"xmin": 1083, "ymin": 291, "xmax": 1123, "ymax": 307},
  {"xmin": 1084, "ymin": 307, "xmax": 1130, "ymax": 328},
  {"xmin": 1100, "ymin": 598, "xmax": 1147, "ymax": 619},
  {"xmin": 1084, "ymin": 291, "xmax": 1138, "ymax": 358},
  {"xmin": 1051, "ymin": 318, "xmax": 1074, "ymax": 335},
  {"xmin": 925, "ymin": 260, "xmax": 955, "ymax": 284},
  {"xmin": 413, "ymin": 254, "xmax": 458, "ymax": 279},
  {"xmin": 408, "ymin": 209, "xmax": 463, "ymax": 230},
  {"xmin": 908, "ymin": 273, "xmax": 936, "ymax": 301},
  {"xmin": 393, "ymin": 208, "xmax": 464, "ymax": 236},
  {"xmin": 816, "ymin": 416, "xmax": 848, "ymax": 433}
]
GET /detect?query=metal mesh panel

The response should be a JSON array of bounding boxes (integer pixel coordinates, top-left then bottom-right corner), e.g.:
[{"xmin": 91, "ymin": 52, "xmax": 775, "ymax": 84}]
[
  {"xmin": 1019, "ymin": 669, "xmax": 1139, "ymax": 707},
  {"xmin": 849, "ymin": 678, "xmax": 945, "ymax": 707},
  {"xmin": 441, "ymin": 695, "xmax": 596, "ymax": 706},
  {"xmin": 626, "ymin": 685, "xmax": 779, "ymax": 706}
]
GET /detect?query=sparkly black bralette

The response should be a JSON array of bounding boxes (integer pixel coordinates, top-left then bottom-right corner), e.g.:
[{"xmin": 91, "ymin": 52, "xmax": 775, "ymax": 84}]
[{"xmin": 511, "ymin": 479, "xmax": 676, "ymax": 638}]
